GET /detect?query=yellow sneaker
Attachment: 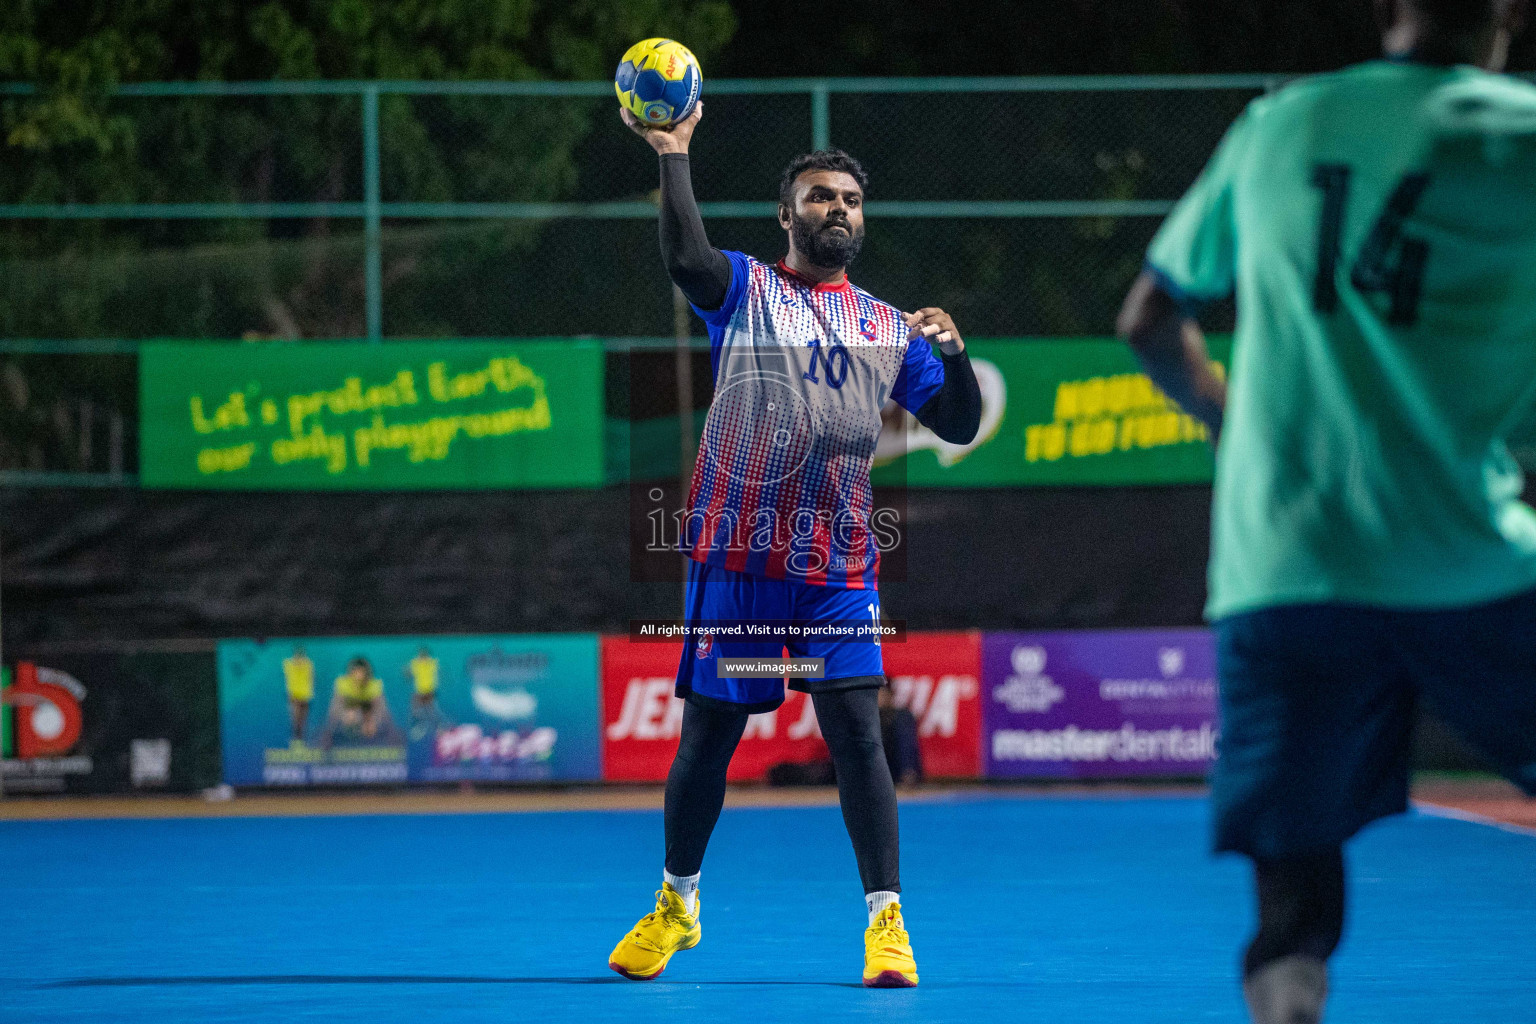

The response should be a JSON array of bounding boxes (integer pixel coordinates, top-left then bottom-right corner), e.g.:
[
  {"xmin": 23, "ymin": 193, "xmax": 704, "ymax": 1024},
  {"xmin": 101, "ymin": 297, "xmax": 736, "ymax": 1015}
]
[
  {"xmin": 863, "ymin": 903, "xmax": 918, "ymax": 987},
  {"xmin": 608, "ymin": 883, "xmax": 701, "ymax": 980}
]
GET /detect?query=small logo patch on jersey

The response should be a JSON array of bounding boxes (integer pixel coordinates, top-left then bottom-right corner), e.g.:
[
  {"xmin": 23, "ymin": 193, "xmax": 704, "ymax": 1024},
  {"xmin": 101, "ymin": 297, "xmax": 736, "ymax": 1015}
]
[
  {"xmin": 696, "ymin": 633, "xmax": 714, "ymax": 658},
  {"xmin": 858, "ymin": 316, "xmax": 878, "ymax": 342}
]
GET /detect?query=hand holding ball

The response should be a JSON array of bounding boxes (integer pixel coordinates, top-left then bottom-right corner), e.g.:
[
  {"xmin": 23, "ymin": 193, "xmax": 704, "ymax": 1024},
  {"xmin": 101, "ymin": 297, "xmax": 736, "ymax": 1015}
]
[{"xmin": 615, "ymin": 38, "xmax": 701, "ymax": 128}]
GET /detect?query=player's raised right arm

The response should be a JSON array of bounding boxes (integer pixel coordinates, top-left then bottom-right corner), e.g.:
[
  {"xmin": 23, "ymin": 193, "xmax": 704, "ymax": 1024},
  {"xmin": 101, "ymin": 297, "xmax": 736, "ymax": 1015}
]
[{"xmin": 621, "ymin": 104, "xmax": 732, "ymax": 311}]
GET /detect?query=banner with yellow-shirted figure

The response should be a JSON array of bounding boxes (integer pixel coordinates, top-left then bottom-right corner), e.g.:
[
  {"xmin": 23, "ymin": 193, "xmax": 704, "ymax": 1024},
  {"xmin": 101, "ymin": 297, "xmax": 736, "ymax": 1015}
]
[
  {"xmin": 139, "ymin": 340, "xmax": 604, "ymax": 489},
  {"xmin": 872, "ymin": 337, "xmax": 1231, "ymax": 486},
  {"xmin": 218, "ymin": 634, "xmax": 602, "ymax": 787}
]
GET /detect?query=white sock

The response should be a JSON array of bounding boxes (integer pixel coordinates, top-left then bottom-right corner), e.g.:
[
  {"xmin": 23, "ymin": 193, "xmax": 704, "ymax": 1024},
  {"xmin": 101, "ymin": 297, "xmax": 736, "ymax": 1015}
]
[
  {"xmin": 866, "ymin": 890, "xmax": 901, "ymax": 925},
  {"xmin": 664, "ymin": 869, "xmax": 700, "ymax": 914}
]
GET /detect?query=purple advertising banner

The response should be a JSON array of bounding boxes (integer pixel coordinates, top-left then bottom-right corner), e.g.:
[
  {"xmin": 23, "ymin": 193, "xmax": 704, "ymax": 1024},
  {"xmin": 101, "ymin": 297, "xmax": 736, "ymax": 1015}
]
[{"xmin": 983, "ymin": 630, "xmax": 1218, "ymax": 779}]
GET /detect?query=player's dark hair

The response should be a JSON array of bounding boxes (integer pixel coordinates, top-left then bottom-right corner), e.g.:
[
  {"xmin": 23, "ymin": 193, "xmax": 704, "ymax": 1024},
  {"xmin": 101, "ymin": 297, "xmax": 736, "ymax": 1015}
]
[
  {"xmin": 779, "ymin": 149, "xmax": 869, "ymax": 207},
  {"xmin": 1412, "ymin": 0, "xmax": 1497, "ymax": 32}
]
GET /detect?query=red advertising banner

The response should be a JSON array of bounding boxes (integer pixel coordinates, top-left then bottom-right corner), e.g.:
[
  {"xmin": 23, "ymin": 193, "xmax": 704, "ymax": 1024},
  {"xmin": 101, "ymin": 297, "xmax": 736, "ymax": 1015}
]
[
  {"xmin": 600, "ymin": 638, "xmax": 824, "ymax": 782},
  {"xmin": 600, "ymin": 632, "xmax": 982, "ymax": 781},
  {"xmin": 600, "ymin": 637, "xmax": 685, "ymax": 781},
  {"xmin": 882, "ymin": 631, "xmax": 983, "ymax": 778}
]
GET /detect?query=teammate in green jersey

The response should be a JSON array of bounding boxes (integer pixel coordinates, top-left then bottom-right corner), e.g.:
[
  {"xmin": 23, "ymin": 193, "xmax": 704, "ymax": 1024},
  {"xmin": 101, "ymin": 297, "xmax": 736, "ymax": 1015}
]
[{"xmin": 1118, "ymin": 2, "xmax": 1536, "ymax": 1021}]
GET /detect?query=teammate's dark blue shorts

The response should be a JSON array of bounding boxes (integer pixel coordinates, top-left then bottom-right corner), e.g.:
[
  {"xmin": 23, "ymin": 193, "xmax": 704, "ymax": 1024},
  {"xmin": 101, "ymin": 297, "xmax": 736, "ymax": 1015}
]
[
  {"xmin": 675, "ymin": 560, "xmax": 885, "ymax": 714},
  {"xmin": 1211, "ymin": 586, "xmax": 1536, "ymax": 861}
]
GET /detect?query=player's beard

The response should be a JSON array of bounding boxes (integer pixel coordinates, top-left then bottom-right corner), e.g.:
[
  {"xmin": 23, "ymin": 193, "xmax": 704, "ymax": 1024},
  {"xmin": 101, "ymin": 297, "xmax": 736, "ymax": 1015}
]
[{"xmin": 791, "ymin": 213, "xmax": 864, "ymax": 270}]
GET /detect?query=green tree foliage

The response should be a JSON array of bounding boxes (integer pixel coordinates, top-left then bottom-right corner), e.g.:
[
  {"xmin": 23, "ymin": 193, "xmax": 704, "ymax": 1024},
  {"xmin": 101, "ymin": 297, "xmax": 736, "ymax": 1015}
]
[
  {"xmin": 0, "ymin": 0, "xmax": 735, "ymax": 339},
  {"xmin": 0, "ymin": 0, "xmax": 732, "ymax": 470}
]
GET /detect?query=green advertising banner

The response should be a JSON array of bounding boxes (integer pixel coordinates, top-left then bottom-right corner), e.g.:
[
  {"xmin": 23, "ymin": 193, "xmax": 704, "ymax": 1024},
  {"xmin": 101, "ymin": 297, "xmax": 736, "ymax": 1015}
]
[
  {"xmin": 873, "ymin": 337, "xmax": 1231, "ymax": 487},
  {"xmin": 1, "ymin": 665, "xmax": 10, "ymax": 758},
  {"xmin": 140, "ymin": 340, "xmax": 604, "ymax": 489}
]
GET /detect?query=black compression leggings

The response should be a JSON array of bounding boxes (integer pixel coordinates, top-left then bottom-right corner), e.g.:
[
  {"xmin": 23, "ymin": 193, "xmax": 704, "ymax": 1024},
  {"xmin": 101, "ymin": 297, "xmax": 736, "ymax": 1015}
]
[
  {"xmin": 1244, "ymin": 849, "xmax": 1346, "ymax": 977},
  {"xmin": 663, "ymin": 700, "xmax": 748, "ymax": 879},
  {"xmin": 664, "ymin": 683, "xmax": 901, "ymax": 894}
]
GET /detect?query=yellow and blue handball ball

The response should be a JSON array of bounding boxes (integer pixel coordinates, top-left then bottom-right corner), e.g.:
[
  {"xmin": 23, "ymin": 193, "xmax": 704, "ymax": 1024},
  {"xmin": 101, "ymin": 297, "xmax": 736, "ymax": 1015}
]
[{"xmin": 615, "ymin": 38, "xmax": 702, "ymax": 127}]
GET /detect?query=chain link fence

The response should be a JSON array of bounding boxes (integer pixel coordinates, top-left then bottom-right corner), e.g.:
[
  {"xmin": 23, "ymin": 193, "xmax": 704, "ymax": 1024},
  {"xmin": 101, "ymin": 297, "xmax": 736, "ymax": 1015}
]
[{"xmin": 3, "ymin": 76, "xmax": 1532, "ymax": 476}]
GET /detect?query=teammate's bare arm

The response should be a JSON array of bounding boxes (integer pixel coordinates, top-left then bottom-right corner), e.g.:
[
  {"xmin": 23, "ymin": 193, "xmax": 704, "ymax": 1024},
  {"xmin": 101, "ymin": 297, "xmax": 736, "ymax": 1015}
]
[{"xmin": 1116, "ymin": 272, "xmax": 1226, "ymax": 442}]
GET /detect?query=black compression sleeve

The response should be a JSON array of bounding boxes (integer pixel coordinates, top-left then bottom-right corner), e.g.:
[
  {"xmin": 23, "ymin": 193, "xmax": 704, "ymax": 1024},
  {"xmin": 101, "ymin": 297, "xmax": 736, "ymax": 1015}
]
[
  {"xmin": 914, "ymin": 348, "xmax": 982, "ymax": 444},
  {"xmin": 812, "ymin": 686, "xmax": 901, "ymax": 894},
  {"xmin": 1244, "ymin": 850, "xmax": 1345, "ymax": 977},
  {"xmin": 664, "ymin": 699, "xmax": 749, "ymax": 876},
  {"xmin": 658, "ymin": 152, "xmax": 732, "ymax": 312}
]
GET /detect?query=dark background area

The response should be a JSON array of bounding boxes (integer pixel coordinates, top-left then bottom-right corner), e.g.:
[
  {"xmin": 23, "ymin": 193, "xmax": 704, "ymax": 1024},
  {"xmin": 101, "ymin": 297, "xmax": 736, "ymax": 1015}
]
[
  {"xmin": 2, "ymin": 0, "xmax": 1530, "ymax": 654},
  {"xmin": 713, "ymin": 1, "xmax": 1536, "ymax": 76},
  {"xmin": 1, "ymin": 485, "xmax": 1213, "ymax": 647},
  {"xmin": 0, "ymin": 1, "xmax": 1510, "ymax": 776}
]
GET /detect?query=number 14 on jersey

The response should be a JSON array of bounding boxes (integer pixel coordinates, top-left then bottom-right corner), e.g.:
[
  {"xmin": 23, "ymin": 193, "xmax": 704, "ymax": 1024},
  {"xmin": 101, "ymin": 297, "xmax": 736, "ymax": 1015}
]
[{"xmin": 1311, "ymin": 163, "xmax": 1431, "ymax": 327}]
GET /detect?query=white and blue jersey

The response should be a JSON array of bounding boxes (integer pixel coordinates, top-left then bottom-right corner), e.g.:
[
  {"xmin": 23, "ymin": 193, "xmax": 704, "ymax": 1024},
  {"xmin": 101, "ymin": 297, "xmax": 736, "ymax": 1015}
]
[
  {"xmin": 685, "ymin": 251, "xmax": 946, "ymax": 590},
  {"xmin": 675, "ymin": 251, "xmax": 946, "ymax": 707}
]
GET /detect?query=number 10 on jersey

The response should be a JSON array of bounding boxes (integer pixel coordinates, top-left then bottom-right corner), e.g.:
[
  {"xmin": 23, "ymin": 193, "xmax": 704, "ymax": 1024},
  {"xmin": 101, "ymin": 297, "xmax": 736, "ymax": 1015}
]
[{"xmin": 803, "ymin": 338, "xmax": 850, "ymax": 389}]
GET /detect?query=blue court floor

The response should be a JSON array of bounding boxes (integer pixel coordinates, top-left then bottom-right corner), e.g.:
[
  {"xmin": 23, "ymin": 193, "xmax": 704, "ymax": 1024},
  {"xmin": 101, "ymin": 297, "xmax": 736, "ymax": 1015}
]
[{"xmin": 1, "ymin": 795, "xmax": 1532, "ymax": 1023}]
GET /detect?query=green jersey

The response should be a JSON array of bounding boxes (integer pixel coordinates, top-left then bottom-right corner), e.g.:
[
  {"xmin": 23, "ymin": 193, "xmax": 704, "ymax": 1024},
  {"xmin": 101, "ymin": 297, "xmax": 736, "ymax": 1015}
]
[{"xmin": 1149, "ymin": 60, "xmax": 1536, "ymax": 619}]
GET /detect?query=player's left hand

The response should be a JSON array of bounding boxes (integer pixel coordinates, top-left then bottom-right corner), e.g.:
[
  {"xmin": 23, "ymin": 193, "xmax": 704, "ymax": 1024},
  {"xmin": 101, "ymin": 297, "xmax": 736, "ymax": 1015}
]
[{"xmin": 904, "ymin": 308, "xmax": 964, "ymax": 355}]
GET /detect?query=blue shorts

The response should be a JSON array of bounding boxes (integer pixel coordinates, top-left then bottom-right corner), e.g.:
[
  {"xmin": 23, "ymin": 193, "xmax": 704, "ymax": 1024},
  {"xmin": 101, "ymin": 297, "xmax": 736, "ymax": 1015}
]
[
  {"xmin": 675, "ymin": 560, "xmax": 886, "ymax": 713},
  {"xmin": 1212, "ymin": 587, "xmax": 1536, "ymax": 860}
]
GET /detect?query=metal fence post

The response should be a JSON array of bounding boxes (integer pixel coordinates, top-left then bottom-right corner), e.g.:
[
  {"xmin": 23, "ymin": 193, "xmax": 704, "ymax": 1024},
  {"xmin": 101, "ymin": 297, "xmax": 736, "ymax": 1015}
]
[
  {"xmin": 363, "ymin": 85, "xmax": 383, "ymax": 342},
  {"xmin": 811, "ymin": 81, "xmax": 830, "ymax": 151}
]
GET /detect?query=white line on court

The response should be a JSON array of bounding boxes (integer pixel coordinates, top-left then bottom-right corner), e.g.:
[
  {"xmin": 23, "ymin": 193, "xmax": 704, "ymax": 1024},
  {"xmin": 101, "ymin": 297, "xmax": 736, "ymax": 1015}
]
[{"xmin": 1413, "ymin": 802, "xmax": 1536, "ymax": 840}]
